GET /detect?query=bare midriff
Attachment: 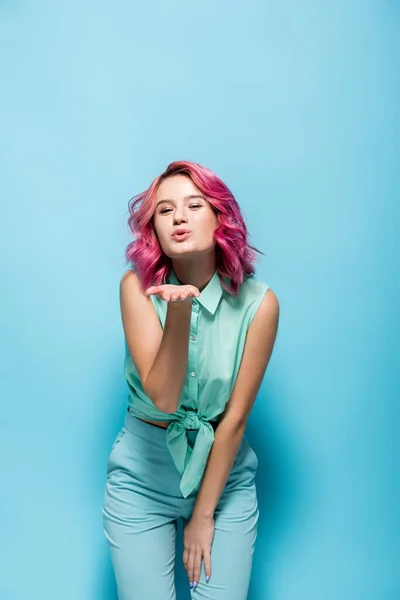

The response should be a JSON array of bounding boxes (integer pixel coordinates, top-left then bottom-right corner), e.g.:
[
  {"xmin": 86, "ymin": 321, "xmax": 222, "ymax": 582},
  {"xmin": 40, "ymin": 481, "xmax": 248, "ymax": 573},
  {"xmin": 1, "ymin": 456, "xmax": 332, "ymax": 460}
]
[
  {"xmin": 136, "ymin": 416, "xmax": 219, "ymax": 431},
  {"xmin": 136, "ymin": 417, "xmax": 170, "ymax": 429}
]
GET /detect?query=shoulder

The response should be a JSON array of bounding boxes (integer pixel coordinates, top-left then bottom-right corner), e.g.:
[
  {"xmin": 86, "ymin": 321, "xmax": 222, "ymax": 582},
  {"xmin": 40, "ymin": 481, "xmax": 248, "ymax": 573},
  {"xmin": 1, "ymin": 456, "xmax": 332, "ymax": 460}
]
[
  {"xmin": 235, "ymin": 273, "xmax": 274, "ymax": 305},
  {"xmin": 248, "ymin": 280, "xmax": 279, "ymax": 333},
  {"xmin": 121, "ymin": 266, "xmax": 138, "ymax": 283},
  {"xmin": 238, "ymin": 275, "xmax": 279, "ymax": 324},
  {"xmin": 120, "ymin": 267, "xmax": 162, "ymax": 320},
  {"xmin": 257, "ymin": 287, "xmax": 279, "ymax": 322},
  {"xmin": 120, "ymin": 267, "xmax": 145, "ymax": 297},
  {"xmin": 119, "ymin": 267, "xmax": 162, "ymax": 330}
]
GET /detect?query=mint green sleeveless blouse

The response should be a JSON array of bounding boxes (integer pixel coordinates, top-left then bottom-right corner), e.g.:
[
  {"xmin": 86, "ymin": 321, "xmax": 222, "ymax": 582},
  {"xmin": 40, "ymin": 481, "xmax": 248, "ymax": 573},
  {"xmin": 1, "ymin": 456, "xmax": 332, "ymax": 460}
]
[{"xmin": 124, "ymin": 267, "xmax": 269, "ymax": 497}]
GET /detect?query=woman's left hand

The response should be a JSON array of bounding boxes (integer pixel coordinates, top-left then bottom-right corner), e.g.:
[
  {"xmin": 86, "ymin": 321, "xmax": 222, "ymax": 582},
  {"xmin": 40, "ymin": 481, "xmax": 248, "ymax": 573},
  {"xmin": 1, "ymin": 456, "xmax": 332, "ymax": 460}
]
[{"xmin": 183, "ymin": 514, "xmax": 215, "ymax": 588}]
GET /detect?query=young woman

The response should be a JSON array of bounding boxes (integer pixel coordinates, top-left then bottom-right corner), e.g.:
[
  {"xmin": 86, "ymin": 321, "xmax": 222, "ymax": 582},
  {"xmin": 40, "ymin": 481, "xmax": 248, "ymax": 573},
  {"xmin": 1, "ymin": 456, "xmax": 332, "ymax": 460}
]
[{"xmin": 102, "ymin": 160, "xmax": 279, "ymax": 600}]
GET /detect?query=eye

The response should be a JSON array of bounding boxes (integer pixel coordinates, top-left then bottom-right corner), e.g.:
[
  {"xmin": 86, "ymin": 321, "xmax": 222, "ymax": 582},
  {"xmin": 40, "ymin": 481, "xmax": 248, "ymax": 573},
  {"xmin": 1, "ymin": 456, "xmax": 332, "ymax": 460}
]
[{"xmin": 159, "ymin": 204, "xmax": 201, "ymax": 215}]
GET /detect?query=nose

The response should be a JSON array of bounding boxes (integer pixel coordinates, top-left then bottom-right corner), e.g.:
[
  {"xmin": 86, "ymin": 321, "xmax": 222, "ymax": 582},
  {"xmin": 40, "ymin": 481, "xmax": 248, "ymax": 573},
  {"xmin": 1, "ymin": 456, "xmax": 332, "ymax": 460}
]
[{"xmin": 173, "ymin": 211, "xmax": 188, "ymax": 225}]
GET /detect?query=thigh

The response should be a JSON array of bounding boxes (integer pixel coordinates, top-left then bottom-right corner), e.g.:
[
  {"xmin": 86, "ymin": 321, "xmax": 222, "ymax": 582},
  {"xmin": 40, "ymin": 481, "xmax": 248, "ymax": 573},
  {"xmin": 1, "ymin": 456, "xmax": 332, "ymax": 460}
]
[
  {"xmin": 104, "ymin": 518, "xmax": 177, "ymax": 600},
  {"xmin": 102, "ymin": 424, "xmax": 180, "ymax": 600},
  {"xmin": 187, "ymin": 438, "xmax": 259, "ymax": 600}
]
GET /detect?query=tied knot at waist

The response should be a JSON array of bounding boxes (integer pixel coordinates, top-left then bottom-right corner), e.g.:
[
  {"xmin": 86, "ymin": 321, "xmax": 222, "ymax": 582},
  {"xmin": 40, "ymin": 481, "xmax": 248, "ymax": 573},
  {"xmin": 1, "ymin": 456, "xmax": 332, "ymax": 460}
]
[
  {"xmin": 165, "ymin": 409, "xmax": 216, "ymax": 498},
  {"xmin": 181, "ymin": 410, "xmax": 201, "ymax": 430}
]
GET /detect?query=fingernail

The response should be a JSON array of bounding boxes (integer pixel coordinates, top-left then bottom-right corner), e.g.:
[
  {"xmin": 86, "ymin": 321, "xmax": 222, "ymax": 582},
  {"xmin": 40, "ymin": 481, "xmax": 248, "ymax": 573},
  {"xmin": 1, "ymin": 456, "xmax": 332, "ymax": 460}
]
[
  {"xmin": 206, "ymin": 575, "xmax": 210, "ymax": 582},
  {"xmin": 193, "ymin": 581, "xmax": 197, "ymax": 588}
]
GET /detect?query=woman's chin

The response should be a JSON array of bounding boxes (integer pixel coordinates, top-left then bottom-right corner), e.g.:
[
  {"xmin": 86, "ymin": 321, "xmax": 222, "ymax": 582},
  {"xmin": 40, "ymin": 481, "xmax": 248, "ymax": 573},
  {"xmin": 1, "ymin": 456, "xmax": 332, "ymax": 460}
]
[
  {"xmin": 166, "ymin": 242, "xmax": 196, "ymax": 256},
  {"xmin": 162, "ymin": 241, "xmax": 215, "ymax": 260}
]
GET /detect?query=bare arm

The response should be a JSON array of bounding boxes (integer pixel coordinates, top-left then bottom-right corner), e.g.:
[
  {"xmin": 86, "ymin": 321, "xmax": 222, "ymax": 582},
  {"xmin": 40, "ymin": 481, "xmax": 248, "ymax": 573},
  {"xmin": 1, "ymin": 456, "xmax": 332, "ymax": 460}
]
[
  {"xmin": 145, "ymin": 301, "xmax": 192, "ymax": 413},
  {"xmin": 120, "ymin": 270, "xmax": 195, "ymax": 414},
  {"xmin": 182, "ymin": 288, "xmax": 280, "ymax": 586}
]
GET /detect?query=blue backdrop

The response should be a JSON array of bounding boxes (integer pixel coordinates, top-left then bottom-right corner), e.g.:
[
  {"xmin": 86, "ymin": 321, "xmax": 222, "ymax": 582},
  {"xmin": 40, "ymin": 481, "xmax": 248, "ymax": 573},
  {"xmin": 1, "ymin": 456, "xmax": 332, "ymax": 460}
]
[{"xmin": 0, "ymin": 1, "xmax": 398, "ymax": 599}]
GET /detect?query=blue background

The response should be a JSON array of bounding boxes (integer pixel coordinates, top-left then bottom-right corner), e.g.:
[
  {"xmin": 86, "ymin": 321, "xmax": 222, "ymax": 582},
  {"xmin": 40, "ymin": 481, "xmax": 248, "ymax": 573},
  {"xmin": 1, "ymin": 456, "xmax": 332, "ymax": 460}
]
[{"xmin": 0, "ymin": 1, "xmax": 398, "ymax": 598}]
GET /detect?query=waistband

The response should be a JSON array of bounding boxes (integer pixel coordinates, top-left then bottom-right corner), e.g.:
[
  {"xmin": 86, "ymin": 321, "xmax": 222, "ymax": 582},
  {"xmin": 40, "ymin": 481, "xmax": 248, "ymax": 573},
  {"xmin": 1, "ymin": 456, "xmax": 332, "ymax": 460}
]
[{"xmin": 124, "ymin": 408, "xmax": 170, "ymax": 442}]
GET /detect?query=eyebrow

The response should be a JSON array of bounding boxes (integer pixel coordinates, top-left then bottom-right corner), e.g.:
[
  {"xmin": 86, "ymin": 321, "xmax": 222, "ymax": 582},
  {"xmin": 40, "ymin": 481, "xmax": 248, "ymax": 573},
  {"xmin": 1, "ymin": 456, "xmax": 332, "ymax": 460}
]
[{"xmin": 156, "ymin": 194, "xmax": 205, "ymax": 208}]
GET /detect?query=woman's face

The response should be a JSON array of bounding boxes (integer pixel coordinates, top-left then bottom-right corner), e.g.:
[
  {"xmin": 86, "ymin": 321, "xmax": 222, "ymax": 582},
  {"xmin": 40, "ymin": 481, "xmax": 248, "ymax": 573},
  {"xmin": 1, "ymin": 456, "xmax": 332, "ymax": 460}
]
[{"xmin": 153, "ymin": 174, "xmax": 219, "ymax": 260}]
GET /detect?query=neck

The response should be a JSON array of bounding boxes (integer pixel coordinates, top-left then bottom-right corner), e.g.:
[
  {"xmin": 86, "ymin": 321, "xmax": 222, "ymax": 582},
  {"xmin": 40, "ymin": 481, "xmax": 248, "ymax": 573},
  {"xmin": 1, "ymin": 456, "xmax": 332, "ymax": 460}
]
[{"xmin": 171, "ymin": 253, "xmax": 216, "ymax": 292}]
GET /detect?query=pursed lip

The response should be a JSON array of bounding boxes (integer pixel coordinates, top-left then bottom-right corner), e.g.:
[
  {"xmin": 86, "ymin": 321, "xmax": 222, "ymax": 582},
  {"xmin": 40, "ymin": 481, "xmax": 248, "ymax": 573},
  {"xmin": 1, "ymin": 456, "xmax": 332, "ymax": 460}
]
[{"xmin": 171, "ymin": 228, "xmax": 192, "ymax": 239}]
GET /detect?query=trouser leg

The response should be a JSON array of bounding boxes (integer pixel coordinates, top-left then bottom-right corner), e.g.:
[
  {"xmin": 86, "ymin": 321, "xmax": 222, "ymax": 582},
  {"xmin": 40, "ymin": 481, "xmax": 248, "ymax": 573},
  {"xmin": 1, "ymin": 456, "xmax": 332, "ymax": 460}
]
[
  {"xmin": 102, "ymin": 416, "xmax": 183, "ymax": 600},
  {"xmin": 182, "ymin": 436, "xmax": 259, "ymax": 600},
  {"xmin": 104, "ymin": 517, "xmax": 178, "ymax": 600}
]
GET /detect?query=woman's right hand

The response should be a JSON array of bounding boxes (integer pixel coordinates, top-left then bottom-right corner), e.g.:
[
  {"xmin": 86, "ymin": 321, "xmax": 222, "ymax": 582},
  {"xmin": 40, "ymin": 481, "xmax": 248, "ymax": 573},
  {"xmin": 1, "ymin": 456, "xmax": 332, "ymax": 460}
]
[{"xmin": 145, "ymin": 284, "xmax": 200, "ymax": 306}]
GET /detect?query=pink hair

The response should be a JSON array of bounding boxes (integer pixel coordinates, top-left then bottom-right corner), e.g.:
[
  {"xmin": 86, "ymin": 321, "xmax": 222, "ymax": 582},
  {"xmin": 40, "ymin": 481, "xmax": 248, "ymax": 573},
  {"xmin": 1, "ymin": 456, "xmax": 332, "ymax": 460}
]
[{"xmin": 125, "ymin": 160, "xmax": 264, "ymax": 295}]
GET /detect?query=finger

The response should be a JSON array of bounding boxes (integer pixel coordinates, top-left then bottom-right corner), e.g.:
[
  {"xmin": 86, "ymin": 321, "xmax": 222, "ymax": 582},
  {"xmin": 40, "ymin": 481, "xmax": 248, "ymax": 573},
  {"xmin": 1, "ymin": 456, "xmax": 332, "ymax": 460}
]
[
  {"xmin": 192, "ymin": 549, "xmax": 202, "ymax": 588},
  {"xmin": 183, "ymin": 546, "xmax": 192, "ymax": 585},
  {"xmin": 187, "ymin": 548, "xmax": 195, "ymax": 587},
  {"xmin": 183, "ymin": 547, "xmax": 189, "ymax": 580},
  {"xmin": 170, "ymin": 294, "xmax": 187, "ymax": 303},
  {"xmin": 203, "ymin": 550, "xmax": 212, "ymax": 583},
  {"xmin": 170, "ymin": 292, "xmax": 183, "ymax": 302},
  {"xmin": 144, "ymin": 286, "xmax": 160, "ymax": 296}
]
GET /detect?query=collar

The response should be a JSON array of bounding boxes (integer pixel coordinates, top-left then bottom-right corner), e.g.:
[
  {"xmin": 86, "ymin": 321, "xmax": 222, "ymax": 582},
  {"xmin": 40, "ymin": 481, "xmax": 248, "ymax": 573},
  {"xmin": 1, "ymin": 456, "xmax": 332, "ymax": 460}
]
[{"xmin": 167, "ymin": 269, "xmax": 224, "ymax": 315}]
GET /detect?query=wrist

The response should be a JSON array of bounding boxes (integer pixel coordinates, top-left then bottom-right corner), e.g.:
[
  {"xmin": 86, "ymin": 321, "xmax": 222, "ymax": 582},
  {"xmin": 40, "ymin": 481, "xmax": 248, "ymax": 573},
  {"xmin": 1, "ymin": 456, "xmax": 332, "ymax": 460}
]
[
  {"xmin": 166, "ymin": 300, "xmax": 193, "ymax": 312},
  {"xmin": 192, "ymin": 507, "xmax": 214, "ymax": 521}
]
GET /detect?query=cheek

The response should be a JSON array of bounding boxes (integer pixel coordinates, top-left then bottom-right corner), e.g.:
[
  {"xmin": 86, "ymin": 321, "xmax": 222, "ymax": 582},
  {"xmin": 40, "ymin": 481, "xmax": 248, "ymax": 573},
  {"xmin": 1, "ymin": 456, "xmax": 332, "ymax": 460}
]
[
  {"xmin": 197, "ymin": 211, "xmax": 218, "ymax": 232},
  {"xmin": 197, "ymin": 224, "xmax": 217, "ymax": 249},
  {"xmin": 153, "ymin": 221, "xmax": 168, "ymax": 243},
  {"xmin": 205, "ymin": 215, "xmax": 218, "ymax": 239},
  {"xmin": 157, "ymin": 235, "xmax": 171, "ymax": 253}
]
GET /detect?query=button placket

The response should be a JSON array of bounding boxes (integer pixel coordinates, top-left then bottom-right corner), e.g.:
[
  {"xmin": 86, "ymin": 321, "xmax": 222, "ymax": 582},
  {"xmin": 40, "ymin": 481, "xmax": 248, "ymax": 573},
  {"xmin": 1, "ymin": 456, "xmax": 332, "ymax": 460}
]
[{"xmin": 187, "ymin": 303, "xmax": 199, "ymax": 408}]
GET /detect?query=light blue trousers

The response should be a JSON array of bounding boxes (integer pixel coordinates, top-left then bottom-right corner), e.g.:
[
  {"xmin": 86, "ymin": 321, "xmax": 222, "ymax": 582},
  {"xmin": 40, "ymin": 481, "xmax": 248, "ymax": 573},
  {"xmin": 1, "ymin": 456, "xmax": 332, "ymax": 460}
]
[{"xmin": 102, "ymin": 409, "xmax": 259, "ymax": 600}]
